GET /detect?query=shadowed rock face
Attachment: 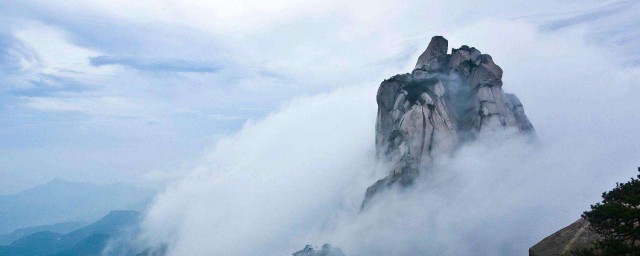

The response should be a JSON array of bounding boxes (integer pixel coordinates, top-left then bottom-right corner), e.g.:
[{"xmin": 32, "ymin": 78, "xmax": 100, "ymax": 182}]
[{"xmin": 365, "ymin": 36, "xmax": 535, "ymax": 208}]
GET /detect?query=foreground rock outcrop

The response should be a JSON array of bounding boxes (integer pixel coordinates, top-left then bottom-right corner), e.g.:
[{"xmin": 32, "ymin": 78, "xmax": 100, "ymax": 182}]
[
  {"xmin": 364, "ymin": 36, "xmax": 534, "ymax": 207},
  {"xmin": 529, "ymin": 219, "xmax": 600, "ymax": 256},
  {"xmin": 292, "ymin": 244, "xmax": 345, "ymax": 256}
]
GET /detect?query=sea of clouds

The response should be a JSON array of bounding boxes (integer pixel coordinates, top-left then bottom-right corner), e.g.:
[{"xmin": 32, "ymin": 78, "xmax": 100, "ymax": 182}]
[
  {"xmin": 137, "ymin": 20, "xmax": 640, "ymax": 256},
  {"xmin": 1, "ymin": 1, "xmax": 638, "ymax": 255}
]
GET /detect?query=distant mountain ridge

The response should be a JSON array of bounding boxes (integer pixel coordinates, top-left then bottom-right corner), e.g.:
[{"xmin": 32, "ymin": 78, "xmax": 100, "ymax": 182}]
[
  {"xmin": 0, "ymin": 210, "xmax": 141, "ymax": 256},
  {"xmin": 0, "ymin": 221, "xmax": 86, "ymax": 246},
  {"xmin": 0, "ymin": 178, "xmax": 154, "ymax": 233}
]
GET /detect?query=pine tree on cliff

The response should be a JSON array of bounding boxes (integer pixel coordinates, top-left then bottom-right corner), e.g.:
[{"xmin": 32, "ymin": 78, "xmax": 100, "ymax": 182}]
[{"xmin": 575, "ymin": 168, "xmax": 640, "ymax": 255}]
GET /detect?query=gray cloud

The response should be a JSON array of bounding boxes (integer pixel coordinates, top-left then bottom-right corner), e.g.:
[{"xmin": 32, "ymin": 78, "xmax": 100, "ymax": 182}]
[
  {"xmin": 541, "ymin": 1, "xmax": 631, "ymax": 31},
  {"xmin": 89, "ymin": 55, "xmax": 221, "ymax": 73},
  {"xmin": 0, "ymin": 29, "xmax": 39, "ymax": 74},
  {"xmin": 536, "ymin": 0, "xmax": 640, "ymax": 66}
]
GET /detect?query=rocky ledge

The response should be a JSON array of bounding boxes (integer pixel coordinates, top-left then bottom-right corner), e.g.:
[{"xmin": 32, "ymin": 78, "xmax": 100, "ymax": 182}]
[
  {"xmin": 363, "ymin": 36, "xmax": 535, "ymax": 207},
  {"xmin": 529, "ymin": 219, "xmax": 600, "ymax": 256}
]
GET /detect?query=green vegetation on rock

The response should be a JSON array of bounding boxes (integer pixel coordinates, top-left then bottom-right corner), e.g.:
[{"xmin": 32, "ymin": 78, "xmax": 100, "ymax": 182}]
[{"xmin": 575, "ymin": 168, "xmax": 640, "ymax": 255}]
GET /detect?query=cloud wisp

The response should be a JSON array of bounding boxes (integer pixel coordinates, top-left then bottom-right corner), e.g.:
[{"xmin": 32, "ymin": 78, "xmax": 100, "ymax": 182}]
[{"xmin": 89, "ymin": 56, "xmax": 221, "ymax": 73}]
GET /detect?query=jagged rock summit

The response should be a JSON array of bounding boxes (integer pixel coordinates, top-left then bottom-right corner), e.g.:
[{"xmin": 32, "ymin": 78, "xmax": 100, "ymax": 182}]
[{"xmin": 363, "ymin": 36, "xmax": 535, "ymax": 207}]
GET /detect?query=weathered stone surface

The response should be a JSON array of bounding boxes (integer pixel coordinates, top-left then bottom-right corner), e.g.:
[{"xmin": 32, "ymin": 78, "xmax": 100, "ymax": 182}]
[
  {"xmin": 292, "ymin": 244, "xmax": 345, "ymax": 256},
  {"xmin": 415, "ymin": 36, "xmax": 448, "ymax": 70},
  {"xmin": 470, "ymin": 54, "xmax": 503, "ymax": 88},
  {"xmin": 529, "ymin": 219, "xmax": 600, "ymax": 256},
  {"xmin": 505, "ymin": 93, "xmax": 535, "ymax": 132},
  {"xmin": 469, "ymin": 47, "xmax": 482, "ymax": 66},
  {"xmin": 412, "ymin": 69, "xmax": 429, "ymax": 80},
  {"xmin": 477, "ymin": 86, "xmax": 495, "ymax": 102},
  {"xmin": 375, "ymin": 77, "xmax": 405, "ymax": 158},
  {"xmin": 399, "ymin": 102, "xmax": 433, "ymax": 169},
  {"xmin": 364, "ymin": 36, "xmax": 535, "ymax": 208},
  {"xmin": 449, "ymin": 47, "xmax": 472, "ymax": 77}
]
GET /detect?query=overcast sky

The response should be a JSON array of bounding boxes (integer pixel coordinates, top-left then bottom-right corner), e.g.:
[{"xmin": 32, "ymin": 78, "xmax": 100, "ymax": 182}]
[{"xmin": 1, "ymin": 0, "xmax": 639, "ymax": 194}]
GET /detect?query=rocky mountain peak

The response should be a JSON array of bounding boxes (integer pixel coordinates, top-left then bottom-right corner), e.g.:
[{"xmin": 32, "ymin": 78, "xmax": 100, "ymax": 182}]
[
  {"xmin": 364, "ymin": 36, "xmax": 535, "ymax": 208},
  {"xmin": 415, "ymin": 35, "xmax": 448, "ymax": 71}
]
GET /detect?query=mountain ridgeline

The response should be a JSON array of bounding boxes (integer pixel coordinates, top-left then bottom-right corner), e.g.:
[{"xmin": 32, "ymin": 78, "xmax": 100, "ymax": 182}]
[
  {"xmin": 363, "ymin": 36, "xmax": 534, "ymax": 207},
  {"xmin": 0, "ymin": 210, "xmax": 141, "ymax": 256},
  {"xmin": 0, "ymin": 179, "xmax": 154, "ymax": 234},
  {"xmin": 0, "ymin": 222, "xmax": 86, "ymax": 246}
]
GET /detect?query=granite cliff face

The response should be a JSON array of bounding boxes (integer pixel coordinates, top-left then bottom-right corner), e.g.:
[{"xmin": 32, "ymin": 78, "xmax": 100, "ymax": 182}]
[{"xmin": 363, "ymin": 36, "xmax": 535, "ymax": 207}]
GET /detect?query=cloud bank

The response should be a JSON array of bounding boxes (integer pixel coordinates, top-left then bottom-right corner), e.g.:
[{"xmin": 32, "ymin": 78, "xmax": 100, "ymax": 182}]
[
  {"xmin": 142, "ymin": 85, "xmax": 378, "ymax": 255},
  {"xmin": 139, "ymin": 19, "xmax": 640, "ymax": 255},
  {"xmin": 1, "ymin": 0, "xmax": 640, "ymax": 193},
  {"xmin": 0, "ymin": 1, "xmax": 638, "ymax": 254}
]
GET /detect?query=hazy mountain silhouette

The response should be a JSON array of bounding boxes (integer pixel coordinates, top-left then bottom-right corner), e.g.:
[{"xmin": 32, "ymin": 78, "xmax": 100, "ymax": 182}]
[
  {"xmin": 0, "ymin": 221, "xmax": 86, "ymax": 245},
  {"xmin": 0, "ymin": 179, "xmax": 153, "ymax": 234},
  {"xmin": 0, "ymin": 210, "xmax": 141, "ymax": 256}
]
